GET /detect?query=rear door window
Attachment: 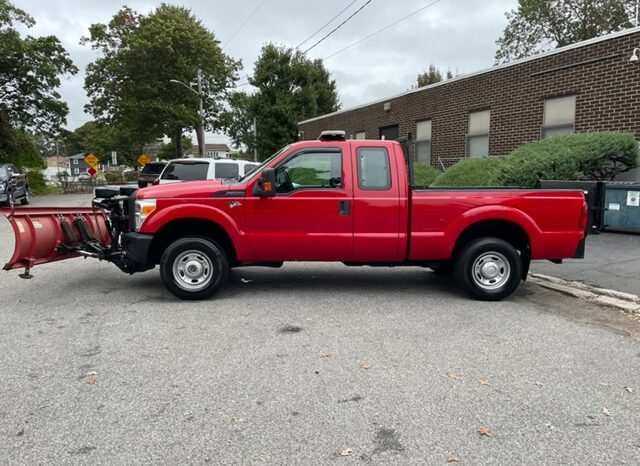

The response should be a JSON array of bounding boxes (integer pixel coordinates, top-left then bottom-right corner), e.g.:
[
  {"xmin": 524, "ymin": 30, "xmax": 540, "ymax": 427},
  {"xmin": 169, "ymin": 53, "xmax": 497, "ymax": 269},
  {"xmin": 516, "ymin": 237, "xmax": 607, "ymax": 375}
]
[
  {"xmin": 214, "ymin": 163, "xmax": 239, "ymax": 179},
  {"xmin": 141, "ymin": 163, "xmax": 165, "ymax": 177},
  {"xmin": 356, "ymin": 147, "xmax": 391, "ymax": 189},
  {"xmin": 161, "ymin": 162, "xmax": 209, "ymax": 181}
]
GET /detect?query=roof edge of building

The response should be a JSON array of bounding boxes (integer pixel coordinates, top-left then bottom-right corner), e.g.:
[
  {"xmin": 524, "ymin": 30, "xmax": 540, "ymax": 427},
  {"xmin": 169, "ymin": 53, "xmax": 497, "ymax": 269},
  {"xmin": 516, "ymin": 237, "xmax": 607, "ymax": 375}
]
[{"xmin": 299, "ymin": 26, "xmax": 640, "ymax": 125}]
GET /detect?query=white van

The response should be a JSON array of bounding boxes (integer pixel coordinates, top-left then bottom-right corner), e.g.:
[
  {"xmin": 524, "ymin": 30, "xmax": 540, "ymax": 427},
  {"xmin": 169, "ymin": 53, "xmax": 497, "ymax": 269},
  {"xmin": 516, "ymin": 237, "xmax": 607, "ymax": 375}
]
[{"xmin": 158, "ymin": 158, "xmax": 259, "ymax": 184}]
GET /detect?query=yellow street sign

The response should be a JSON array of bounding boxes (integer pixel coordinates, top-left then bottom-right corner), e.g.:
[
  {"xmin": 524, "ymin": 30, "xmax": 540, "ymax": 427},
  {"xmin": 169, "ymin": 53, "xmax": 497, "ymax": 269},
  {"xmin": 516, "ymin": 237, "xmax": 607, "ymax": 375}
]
[
  {"xmin": 137, "ymin": 154, "xmax": 151, "ymax": 167},
  {"xmin": 84, "ymin": 153, "xmax": 99, "ymax": 168}
]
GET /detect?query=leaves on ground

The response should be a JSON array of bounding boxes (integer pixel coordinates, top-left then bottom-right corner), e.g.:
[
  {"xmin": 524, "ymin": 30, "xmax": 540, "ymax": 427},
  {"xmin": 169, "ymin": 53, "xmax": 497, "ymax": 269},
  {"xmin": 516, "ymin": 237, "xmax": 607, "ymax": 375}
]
[
  {"xmin": 320, "ymin": 352, "xmax": 332, "ymax": 358},
  {"xmin": 359, "ymin": 363, "xmax": 369, "ymax": 370},
  {"xmin": 340, "ymin": 448, "xmax": 352, "ymax": 456},
  {"xmin": 624, "ymin": 386, "xmax": 634, "ymax": 393},
  {"xmin": 85, "ymin": 371, "xmax": 97, "ymax": 385},
  {"xmin": 527, "ymin": 381, "xmax": 544, "ymax": 386},
  {"xmin": 231, "ymin": 416, "xmax": 244, "ymax": 423},
  {"xmin": 478, "ymin": 427, "xmax": 492, "ymax": 436},
  {"xmin": 544, "ymin": 422, "xmax": 556, "ymax": 429},
  {"xmin": 448, "ymin": 372, "xmax": 461, "ymax": 381},
  {"xmin": 447, "ymin": 453, "xmax": 460, "ymax": 462},
  {"xmin": 602, "ymin": 407, "xmax": 612, "ymax": 416},
  {"xmin": 478, "ymin": 379, "xmax": 491, "ymax": 386}
]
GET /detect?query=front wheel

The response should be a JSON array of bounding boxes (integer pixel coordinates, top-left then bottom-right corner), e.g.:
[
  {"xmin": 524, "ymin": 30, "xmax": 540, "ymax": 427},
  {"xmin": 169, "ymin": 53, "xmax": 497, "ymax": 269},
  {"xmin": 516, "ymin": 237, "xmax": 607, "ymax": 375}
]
[
  {"xmin": 454, "ymin": 237, "xmax": 522, "ymax": 301},
  {"xmin": 160, "ymin": 237, "xmax": 229, "ymax": 300},
  {"xmin": 20, "ymin": 188, "xmax": 29, "ymax": 205}
]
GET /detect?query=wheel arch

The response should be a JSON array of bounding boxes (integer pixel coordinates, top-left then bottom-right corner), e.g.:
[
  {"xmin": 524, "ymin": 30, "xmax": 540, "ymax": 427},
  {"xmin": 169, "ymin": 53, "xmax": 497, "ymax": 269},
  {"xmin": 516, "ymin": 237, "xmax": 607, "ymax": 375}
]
[
  {"xmin": 451, "ymin": 219, "xmax": 531, "ymax": 279},
  {"xmin": 148, "ymin": 218, "xmax": 238, "ymax": 266}
]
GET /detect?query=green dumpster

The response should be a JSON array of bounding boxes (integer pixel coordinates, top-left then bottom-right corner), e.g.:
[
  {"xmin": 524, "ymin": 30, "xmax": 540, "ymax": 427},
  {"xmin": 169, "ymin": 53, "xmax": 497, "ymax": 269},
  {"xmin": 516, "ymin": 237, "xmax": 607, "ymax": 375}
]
[{"xmin": 603, "ymin": 182, "xmax": 640, "ymax": 232}]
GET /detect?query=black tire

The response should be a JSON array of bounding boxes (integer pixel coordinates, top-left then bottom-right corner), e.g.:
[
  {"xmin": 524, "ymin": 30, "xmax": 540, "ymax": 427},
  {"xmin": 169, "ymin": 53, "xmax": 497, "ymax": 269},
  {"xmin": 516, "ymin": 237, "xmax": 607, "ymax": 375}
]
[
  {"xmin": 160, "ymin": 237, "xmax": 229, "ymax": 300},
  {"xmin": 454, "ymin": 237, "xmax": 522, "ymax": 301},
  {"xmin": 20, "ymin": 188, "xmax": 29, "ymax": 205},
  {"xmin": 430, "ymin": 261, "xmax": 453, "ymax": 276}
]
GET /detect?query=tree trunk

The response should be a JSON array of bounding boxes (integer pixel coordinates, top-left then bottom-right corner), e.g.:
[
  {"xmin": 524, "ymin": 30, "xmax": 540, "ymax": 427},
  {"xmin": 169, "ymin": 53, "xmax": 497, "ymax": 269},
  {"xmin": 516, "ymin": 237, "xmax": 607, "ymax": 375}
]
[{"xmin": 174, "ymin": 128, "xmax": 182, "ymax": 158}]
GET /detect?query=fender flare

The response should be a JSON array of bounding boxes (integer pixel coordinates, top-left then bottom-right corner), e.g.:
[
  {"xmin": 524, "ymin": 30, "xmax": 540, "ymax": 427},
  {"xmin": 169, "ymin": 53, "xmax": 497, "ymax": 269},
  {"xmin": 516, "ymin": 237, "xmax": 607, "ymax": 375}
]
[
  {"xmin": 141, "ymin": 203, "xmax": 249, "ymax": 260},
  {"xmin": 444, "ymin": 205, "xmax": 542, "ymax": 257}
]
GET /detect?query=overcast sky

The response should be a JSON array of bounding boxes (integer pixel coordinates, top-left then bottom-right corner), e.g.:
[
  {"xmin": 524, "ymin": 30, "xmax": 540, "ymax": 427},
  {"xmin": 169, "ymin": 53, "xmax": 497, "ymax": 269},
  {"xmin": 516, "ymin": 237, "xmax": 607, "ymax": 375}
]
[{"xmin": 13, "ymin": 0, "xmax": 516, "ymax": 145}]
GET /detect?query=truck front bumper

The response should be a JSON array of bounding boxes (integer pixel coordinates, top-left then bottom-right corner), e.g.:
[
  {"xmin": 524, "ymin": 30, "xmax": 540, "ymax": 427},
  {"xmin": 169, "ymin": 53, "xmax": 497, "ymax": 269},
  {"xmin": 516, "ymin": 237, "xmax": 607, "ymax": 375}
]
[{"xmin": 123, "ymin": 232, "xmax": 154, "ymax": 267}]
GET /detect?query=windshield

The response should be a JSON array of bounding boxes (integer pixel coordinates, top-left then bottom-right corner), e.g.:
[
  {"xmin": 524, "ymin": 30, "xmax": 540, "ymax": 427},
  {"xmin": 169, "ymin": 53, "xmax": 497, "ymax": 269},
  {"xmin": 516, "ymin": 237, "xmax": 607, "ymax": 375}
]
[
  {"xmin": 0, "ymin": 166, "xmax": 7, "ymax": 180},
  {"xmin": 237, "ymin": 146, "xmax": 289, "ymax": 182}
]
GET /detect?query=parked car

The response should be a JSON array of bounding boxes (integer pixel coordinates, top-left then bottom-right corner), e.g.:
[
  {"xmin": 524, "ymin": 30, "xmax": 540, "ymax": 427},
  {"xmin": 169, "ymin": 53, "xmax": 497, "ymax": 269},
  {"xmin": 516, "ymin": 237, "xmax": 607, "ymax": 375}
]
[
  {"xmin": 137, "ymin": 161, "xmax": 167, "ymax": 188},
  {"xmin": 158, "ymin": 158, "xmax": 259, "ymax": 184},
  {"xmin": 0, "ymin": 163, "xmax": 29, "ymax": 206},
  {"xmin": 78, "ymin": 172, "xmax": 91, "ymax": 181}
]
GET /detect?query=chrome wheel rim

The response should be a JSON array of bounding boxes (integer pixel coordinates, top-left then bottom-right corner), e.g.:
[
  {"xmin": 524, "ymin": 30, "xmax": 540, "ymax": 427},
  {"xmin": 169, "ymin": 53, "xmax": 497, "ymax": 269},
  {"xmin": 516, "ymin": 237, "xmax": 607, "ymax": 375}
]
[
  {"xmin": 472, "ymin": 251, "xmax": 510, "ymax": 290},
  {"xmin": 172, "ymin": 250, "xmax": 214, "ymax": 291}
]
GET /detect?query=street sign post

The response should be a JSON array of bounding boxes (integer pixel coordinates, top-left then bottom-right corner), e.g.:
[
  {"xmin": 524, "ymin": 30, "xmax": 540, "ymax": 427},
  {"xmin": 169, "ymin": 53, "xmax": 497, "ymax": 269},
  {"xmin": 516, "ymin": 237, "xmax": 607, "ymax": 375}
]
[{"xmin": 111, "ymin": 151, "xmax": 117, "ymax": 165}]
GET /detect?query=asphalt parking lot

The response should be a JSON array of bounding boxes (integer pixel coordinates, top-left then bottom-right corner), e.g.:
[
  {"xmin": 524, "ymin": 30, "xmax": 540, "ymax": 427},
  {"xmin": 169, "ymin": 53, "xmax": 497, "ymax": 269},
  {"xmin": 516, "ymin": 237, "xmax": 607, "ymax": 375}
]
[{"xmin": 1, "ymin": 194, "xmax": 639, "ymax": 465}]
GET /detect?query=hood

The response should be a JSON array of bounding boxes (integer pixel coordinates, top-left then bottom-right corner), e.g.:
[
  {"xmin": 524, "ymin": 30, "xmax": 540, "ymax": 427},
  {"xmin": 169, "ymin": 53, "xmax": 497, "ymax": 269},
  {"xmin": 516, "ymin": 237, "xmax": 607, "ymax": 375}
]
[{"xmin": 136, "ymin": 178, "xmax": 246, "ymax": 199}]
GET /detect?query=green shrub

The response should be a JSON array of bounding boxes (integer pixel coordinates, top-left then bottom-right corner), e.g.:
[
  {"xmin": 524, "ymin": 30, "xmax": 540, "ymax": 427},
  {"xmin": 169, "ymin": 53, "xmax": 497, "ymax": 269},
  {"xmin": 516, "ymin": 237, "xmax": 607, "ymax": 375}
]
[
  {"xmin": 26, "ymin": 170, "xmax": 47, "ymax": 194},
  {"xmin": 432, "ymin": 157, "xmax": 503, "ymax": 186},
  {"xmin": 104, "ymin": 171, "xmax": 122, "ymax": 183},
  {"xmin": 498, "ymin": 132, "xmax": 639, "ymax": 188},
  {"xmin": 124, "ymin": 170, "xmax": 139, "ymax": 182},
  {"xmin": 413, "ymin": 162, "xmax": 440, "ymax": 186}
]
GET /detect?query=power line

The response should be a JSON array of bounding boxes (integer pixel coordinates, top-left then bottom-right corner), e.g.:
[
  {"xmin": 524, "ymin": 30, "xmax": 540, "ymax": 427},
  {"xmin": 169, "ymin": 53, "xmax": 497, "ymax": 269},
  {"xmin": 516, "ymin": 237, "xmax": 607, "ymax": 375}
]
[
  {"xmin": 222, "ymin": 0, "xmax": 269, "ymax": 50},
  {"xmin": 323, "ymin": 0, "xmax": 446, "ymax": 60},
  {"xmin": 303, "ymin": 0, "xmax": 374, "ymax": 55},
  {"xmin": 295, "ymin": 0, "xmax": 361, "ymax": 49}
]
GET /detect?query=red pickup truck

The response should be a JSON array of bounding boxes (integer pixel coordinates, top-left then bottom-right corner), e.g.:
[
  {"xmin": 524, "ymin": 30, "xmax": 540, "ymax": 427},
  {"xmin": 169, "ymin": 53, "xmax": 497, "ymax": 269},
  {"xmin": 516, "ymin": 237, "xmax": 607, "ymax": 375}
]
[{"xmin": 1, "ymin": 132, "xmax": 587, "ymax": 301}]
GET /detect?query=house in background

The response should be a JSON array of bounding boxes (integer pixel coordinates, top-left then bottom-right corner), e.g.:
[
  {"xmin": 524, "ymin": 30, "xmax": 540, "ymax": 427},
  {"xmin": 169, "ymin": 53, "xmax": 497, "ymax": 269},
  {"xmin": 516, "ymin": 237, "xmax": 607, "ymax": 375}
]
[
  {"xmin": 203, "ymin": 143, "xmax": 230, "ymax": 159},
  {"xmin": 68, "ymin": 153, "xmax": 91, "ymax": 178},
  {"xmin": 42, "ymin": 156, "xmax": 69, "ymax": 182}
]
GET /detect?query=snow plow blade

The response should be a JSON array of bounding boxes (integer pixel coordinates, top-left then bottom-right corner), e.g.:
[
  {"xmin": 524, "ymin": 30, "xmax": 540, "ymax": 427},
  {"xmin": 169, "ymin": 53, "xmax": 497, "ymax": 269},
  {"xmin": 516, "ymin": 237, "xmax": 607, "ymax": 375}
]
[{"xmin": 0, "ymin": 207, "xmax": 110, "ymax": 277}]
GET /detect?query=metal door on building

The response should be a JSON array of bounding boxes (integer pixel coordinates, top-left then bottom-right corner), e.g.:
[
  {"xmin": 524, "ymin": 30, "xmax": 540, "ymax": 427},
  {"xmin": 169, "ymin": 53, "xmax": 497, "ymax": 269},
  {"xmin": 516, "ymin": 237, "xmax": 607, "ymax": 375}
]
[{"xmin": 379, "ymin": 125, "xmax": 399, "ymax": 141}]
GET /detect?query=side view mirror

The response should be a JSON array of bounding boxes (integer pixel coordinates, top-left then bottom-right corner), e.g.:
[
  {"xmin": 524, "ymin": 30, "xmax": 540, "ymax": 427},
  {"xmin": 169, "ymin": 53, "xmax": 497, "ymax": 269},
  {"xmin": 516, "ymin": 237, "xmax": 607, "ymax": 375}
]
[{"xmin": 252, "ymin": 168, "xmax": 276, "ymax": 197}]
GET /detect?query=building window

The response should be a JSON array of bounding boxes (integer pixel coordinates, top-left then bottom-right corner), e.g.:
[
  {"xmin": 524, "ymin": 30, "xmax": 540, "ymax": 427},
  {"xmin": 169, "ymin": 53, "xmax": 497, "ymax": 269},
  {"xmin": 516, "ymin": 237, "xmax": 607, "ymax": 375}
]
[
  {"xmin": 354, "ymin": 131, "xmax": 366, "ymax": 140},
  {"xmin": 416, "ymin": 120, "xmax": 432, "ymax": 164},
  {"xmin": 74, "ymin": 168, "xmax": 79, "ymax": 174},
  {"xmin": 467, "ymin": 109, "xmax": 490, "ymax": 157},
  {"xmin": 542, "ymin": 95, "xmax": 575, "ymax": 138},
  {"xmin": 73, "ymin": 159, "xmax": 78, "ymax": 165}
]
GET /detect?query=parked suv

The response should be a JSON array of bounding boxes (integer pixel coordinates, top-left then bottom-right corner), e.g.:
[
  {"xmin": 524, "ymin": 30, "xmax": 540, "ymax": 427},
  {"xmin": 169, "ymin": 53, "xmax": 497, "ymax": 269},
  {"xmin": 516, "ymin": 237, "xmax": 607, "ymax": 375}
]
[
  {"xmin": 138, "ymin": 161, "xmax": 167, "ymax": 188},
  {"xmin": 0, "ymin": 164, "xmax": 29, "ymax": 207},
  {"xmin": 158, "ymin": 158, "xmax": 258, "ymax": 184}
]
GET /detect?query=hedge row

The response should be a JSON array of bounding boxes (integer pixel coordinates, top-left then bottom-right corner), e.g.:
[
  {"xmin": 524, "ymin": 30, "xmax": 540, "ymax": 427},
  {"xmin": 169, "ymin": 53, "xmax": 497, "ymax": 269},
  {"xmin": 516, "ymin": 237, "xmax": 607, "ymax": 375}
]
[{"xmin": 419, "ymin": 132, "xmax": 638, "ymax": 187}]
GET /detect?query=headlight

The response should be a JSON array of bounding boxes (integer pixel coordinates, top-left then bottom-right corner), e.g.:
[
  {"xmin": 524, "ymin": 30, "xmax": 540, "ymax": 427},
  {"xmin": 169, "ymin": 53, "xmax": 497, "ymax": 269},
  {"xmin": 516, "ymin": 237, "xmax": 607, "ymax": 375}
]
[{"xmin": 135, "ymin": 198, "xmax": 156, "ymax": 230}]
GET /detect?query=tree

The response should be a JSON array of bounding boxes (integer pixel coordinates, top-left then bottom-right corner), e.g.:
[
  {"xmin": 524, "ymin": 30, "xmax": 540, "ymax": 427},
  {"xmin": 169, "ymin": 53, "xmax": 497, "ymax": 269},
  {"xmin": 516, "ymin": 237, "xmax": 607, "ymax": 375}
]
[
  {"xmin": 83, "ymin": 5, "xmax": 241, "ymax": 157},
  {"xmin": 495, "ymin": 0, "xmax": 636, "ymax": 63},
  {"xmin": 220, "ymin": 91, "xmax": 255, "ymax": 155},
  {"xmin": 157, "ymin": 137, "xmax": 193, "ymax": 160},
  {"xmin": 222, "ymin": 44, "xmax": 340, "ymax": 160},
  {"xmin": 62, "ymin": 121, "xmax": 146, "ymax": 167},
  {"xmin": 0, "ymin": 0, "xmax": 76, "ymax": 165},
  {"xmin": 417, "ymin": 64, "xmax": 443, "ymax": 87}
]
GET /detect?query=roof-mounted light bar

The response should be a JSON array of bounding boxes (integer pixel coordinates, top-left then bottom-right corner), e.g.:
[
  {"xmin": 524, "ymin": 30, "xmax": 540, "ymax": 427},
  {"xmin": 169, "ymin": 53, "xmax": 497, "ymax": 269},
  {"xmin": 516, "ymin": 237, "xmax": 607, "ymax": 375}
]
[{"xmin": 318, "ymin": 130, "xmax": 346, "ymax": 141}]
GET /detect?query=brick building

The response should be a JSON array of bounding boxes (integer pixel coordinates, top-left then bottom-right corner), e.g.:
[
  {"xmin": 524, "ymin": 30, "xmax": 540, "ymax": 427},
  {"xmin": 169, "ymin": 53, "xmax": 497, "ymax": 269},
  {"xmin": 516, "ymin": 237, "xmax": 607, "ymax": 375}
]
[{"xmin": 298, "ymin": 27, "xmax": 640, "ymax": 176}]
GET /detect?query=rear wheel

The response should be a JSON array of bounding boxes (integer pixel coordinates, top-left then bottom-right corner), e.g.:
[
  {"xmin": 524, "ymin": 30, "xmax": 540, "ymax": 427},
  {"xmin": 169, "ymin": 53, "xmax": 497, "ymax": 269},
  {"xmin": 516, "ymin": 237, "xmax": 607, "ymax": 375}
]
[
  {"xmin": 454, "ymin": 237, "xmax": 522, "ymax": 301},
  {"xmin": 160, "ymin": 237, "xmax": 229, "ymax": 300}
]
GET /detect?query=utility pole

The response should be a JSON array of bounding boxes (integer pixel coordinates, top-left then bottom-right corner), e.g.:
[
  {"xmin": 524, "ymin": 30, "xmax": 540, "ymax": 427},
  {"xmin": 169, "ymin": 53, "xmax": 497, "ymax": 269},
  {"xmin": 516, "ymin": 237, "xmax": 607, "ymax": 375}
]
[
  {"xmin": 636, "ymin": 0, "xmax": 639, "ymax": 27},
  {"xmin": 253, "ymin": 117, "xmax": 258, "ymax": 162},
  {"xmin": 196, "ymin": 69, "xmax": 205, "ymax": 157}
]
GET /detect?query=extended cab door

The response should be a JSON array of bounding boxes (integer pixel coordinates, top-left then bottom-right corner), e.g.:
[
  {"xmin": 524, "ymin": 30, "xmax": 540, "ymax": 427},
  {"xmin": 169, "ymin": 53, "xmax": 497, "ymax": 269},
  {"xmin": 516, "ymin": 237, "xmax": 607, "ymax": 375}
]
[
  {"xmin": 351, "ymin": 143, "xmax": 406, "ymax": 261},
  {"xmin": 245, "ymin": 146, "xmax": 353, "ymax": 261}
]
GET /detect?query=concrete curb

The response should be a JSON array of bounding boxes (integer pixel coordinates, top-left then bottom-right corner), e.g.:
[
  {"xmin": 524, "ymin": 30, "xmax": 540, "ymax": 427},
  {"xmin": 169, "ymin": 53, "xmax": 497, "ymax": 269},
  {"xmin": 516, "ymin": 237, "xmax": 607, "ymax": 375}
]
[{"xmin": 529, "ymin": 273, "xmax": 640, "ymax": 315}]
